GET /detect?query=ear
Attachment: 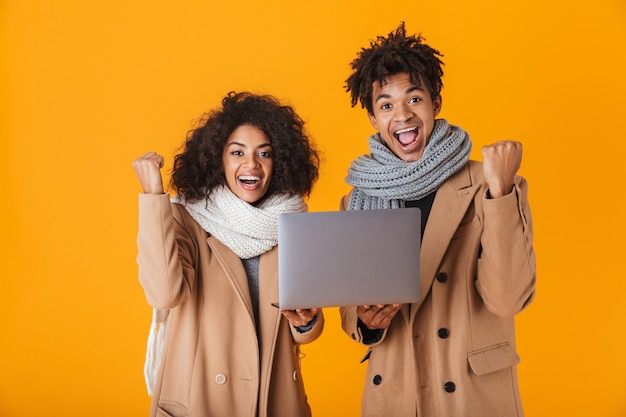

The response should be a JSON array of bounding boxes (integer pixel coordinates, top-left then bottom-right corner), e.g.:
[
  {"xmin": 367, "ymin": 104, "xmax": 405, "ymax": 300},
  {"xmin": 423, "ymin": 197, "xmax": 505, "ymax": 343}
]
[
  {"xmin": 368, "ymin": 112, "xmax": 379, "ymax": 131},
  {"xmin": 433, "ymin": 95, "xmax": 443, "ymax": 117}
]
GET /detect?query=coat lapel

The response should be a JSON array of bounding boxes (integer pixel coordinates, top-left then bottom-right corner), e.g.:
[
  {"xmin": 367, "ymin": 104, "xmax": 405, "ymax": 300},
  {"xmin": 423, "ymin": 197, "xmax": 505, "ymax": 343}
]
[
  {"xmin": 207, "ymin": 236, "xmax": 255, "ymax": 320},
  {"xmin": 406, "ymin": 164, "xmax": 480, "ymax": 319},
  {"xmin": 258, "ymin": 247, "xmax": 281, "ymax": 351},
  {"xmin": 258, "ymin": 246, "xmax": 280, "ymax": 333}
]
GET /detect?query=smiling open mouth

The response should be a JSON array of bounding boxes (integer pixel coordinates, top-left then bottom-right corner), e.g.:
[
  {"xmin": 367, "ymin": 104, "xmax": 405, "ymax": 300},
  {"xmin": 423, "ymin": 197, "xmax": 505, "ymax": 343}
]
[
  {"xmin": 238, "ymin": 175, "xmax": 260, "ymax": 185},
  {"xmin": 394, "ymin": 127, "xmax": 418, "ymax": 145}
]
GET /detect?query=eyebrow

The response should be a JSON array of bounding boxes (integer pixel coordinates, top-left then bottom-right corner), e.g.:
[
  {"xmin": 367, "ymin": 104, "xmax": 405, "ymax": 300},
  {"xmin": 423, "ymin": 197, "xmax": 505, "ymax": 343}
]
[
  {"xmin": 226, "ymin": 141, "xmax": 273, "ymax": 149},
  {"xmin": 374, "ymin": 85, "xmax": 424, "ymax": 104}
]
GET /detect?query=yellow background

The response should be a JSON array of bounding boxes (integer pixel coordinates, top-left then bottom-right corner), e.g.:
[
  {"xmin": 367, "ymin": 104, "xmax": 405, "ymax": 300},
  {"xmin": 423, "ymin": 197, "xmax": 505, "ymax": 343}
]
[{"xmin": 2, "ymin": 0, "xmax": 626, "ymax": 416}]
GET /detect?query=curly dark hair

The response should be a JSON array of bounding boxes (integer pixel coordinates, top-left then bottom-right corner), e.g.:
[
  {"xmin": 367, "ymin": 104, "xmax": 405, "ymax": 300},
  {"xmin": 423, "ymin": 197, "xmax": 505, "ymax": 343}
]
[
  {"xmin": 345, "ymin": 22, "xmax": 445, "ymax": 114},
  {"xmin": 170, "ymin": 91, "xmax": 320, "ymax": 202}
]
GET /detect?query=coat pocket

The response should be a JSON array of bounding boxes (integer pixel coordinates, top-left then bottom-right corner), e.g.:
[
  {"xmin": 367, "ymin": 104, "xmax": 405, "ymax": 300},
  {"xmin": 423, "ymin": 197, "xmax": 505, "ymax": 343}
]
[
  {"xmin": 467, "ymin": 342, "xmax": 520, "ymax": 376},
  {"xmin": 156, "ymin": 400, "xmax": 190, "ymax": 417}
]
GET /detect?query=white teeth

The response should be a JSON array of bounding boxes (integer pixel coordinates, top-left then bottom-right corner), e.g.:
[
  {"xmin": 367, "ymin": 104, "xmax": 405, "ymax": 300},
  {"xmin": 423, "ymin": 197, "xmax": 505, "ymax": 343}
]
[
  {"xmin": 239, "ymin": 176, "xmax": 260, "ymax": 181},
  {"xmin": 395, "ymin": 127, "xmax": 417, "ymax": 134}
]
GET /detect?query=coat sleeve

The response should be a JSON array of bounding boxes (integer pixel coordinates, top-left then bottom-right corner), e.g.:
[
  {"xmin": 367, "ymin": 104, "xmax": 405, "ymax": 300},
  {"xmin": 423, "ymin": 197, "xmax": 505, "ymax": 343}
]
[
  {"xmin": 136, "ymin": 193, "xmax": 197, "ymax": 310},
  {"xmin": 290, "ymin": 309, "xmax": 325, "ymax": 344},
  {"xmin": 476, "ymin": 176, "xmax": 537, "ymax": 317},
  {"xmin": 339, "ymin": 305, "xmax": 389, "ymax": 346}
]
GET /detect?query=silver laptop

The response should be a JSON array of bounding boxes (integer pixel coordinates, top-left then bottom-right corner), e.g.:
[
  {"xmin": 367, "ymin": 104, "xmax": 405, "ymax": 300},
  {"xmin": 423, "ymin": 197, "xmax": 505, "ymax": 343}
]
[{"xmin": 276, "ymin": 208, "xmax": 421, "ymax": 309}]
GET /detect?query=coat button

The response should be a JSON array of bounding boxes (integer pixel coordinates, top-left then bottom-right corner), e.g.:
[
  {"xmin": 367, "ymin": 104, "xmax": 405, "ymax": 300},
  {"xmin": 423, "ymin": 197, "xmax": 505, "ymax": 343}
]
[
  {"xmin": 438, "ymin": 328, "xmax": 450, "ymax": 339},
  {"xmin": 373, "ymin": 375, "xmax": 382, "ymax": 385},
  {"xmin": 215, "ymin": 373, "xmax": 227, "ymax": 385},
  {"xmin": 293, "ymin": 370, "xmax": 299, "ymax": 381},
  {"xmin": 436, "ymin": 272, "xmax": 448, "ymax": 283},
  {"xmin": 444, "ymin": 381, "xmax": 456, "ymax": 393}
]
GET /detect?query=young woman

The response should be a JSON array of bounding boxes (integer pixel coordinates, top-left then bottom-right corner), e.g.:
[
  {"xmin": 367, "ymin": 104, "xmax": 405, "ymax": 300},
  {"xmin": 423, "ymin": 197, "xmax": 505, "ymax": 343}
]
[{"xmin": 133, "ymin": 91, "xmax": 323, "ymax": 417}]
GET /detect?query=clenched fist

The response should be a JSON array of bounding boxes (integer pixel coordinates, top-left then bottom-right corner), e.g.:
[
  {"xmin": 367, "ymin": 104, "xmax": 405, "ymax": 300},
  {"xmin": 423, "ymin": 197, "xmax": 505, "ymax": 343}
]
[
  {"xmin": 132, "ymin": 152, "xmax": 165, "ymax": 194},
  {"xmin": 481, "ymin": 141, "xmax": 522, "ymax": 198}
]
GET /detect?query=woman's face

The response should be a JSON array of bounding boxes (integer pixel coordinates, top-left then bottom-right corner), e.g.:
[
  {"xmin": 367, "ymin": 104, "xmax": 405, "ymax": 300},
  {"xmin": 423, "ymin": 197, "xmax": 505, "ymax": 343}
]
[{"xmin": 222, "ymin": 124, "xmax": 274, "ymax": 204}]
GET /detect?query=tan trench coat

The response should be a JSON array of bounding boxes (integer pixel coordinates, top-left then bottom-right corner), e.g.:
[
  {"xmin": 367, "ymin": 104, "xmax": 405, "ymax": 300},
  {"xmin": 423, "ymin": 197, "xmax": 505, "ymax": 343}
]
[
  {"xmin": 137, "ymin": 194, "xmax": 324, "ymax": 417},
  {"xmin": 340, "ymin": 160, "xmax": 536, "ymax": 417}
]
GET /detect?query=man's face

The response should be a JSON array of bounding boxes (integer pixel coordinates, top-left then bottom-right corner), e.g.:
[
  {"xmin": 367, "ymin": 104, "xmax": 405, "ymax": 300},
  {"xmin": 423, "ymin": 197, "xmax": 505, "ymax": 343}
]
[{"xmin": 368, "ymin": 72, "xmax": 442, "ymax": 162}]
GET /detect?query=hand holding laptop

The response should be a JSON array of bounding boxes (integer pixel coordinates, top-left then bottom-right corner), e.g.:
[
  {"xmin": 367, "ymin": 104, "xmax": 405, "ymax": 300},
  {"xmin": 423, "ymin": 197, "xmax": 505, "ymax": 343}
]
[
  {"xmin": 280, "ymin": 308, "xmax": 320, "ymax": 328},
  {"xmin": 357, "ymin": 304, "xmax": 402, "ymax": 330}
]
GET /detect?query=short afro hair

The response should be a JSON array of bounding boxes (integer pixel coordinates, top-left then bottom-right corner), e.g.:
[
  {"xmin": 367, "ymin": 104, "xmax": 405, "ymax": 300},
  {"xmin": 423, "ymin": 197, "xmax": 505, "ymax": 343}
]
[{"xmin": 345, "ymin": 22, "xmax": 445, "ymax": 114}]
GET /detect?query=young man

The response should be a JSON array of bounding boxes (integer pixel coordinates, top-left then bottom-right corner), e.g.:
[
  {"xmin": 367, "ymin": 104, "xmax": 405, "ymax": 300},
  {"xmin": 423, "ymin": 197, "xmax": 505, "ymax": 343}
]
[{"xmin": 339, "ymin": 23, "xmax": 536, "ymax": 417}]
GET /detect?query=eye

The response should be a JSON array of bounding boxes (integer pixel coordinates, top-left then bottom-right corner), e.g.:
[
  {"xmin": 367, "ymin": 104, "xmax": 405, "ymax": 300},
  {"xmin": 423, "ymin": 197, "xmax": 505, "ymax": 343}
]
[
  {"xmin": 230, "ymin": 150, "xmax": 244, "ymax": 156},
  {"xmin": 380, "ymin": 103, "xmax": 392, "ymax": 110},
  {"xmin": 259, "ymin": 150, "xmax": 273, "ymax": 158},
  {"xmin": 409, "ymin": 97, "xmax": 421, "ymax": 104}
]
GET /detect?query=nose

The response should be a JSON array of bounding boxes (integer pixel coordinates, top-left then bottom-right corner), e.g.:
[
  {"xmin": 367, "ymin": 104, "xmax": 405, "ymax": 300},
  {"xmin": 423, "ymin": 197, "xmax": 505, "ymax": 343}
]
[
  {"xmin": 243, "ymin": 154, "xmax": 259, "ymax": 169},
  {"xmin": 394, "ymin": 103, "xmax": 414, "ymax": 122}
]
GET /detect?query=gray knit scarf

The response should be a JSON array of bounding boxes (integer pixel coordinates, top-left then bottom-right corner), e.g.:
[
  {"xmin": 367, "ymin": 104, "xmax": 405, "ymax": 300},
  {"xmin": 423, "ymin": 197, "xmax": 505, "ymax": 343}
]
[
  {"xmin": 171, "ymin": 186, "xmax": 307, "ymax": 259},
  {"xmin": 346, "ymin": 119, "xmax": 472, "ymax": 210}
]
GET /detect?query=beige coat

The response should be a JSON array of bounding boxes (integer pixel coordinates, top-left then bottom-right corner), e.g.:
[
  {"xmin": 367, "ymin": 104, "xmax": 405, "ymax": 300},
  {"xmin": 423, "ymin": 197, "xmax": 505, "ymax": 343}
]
[
  {"xmin": 340, "ymin": 160, "xmax": 536, "ymax": 417},
  {"xmin": 137, "ymin": 194, "xmax": 324, "ymax": 417}
]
